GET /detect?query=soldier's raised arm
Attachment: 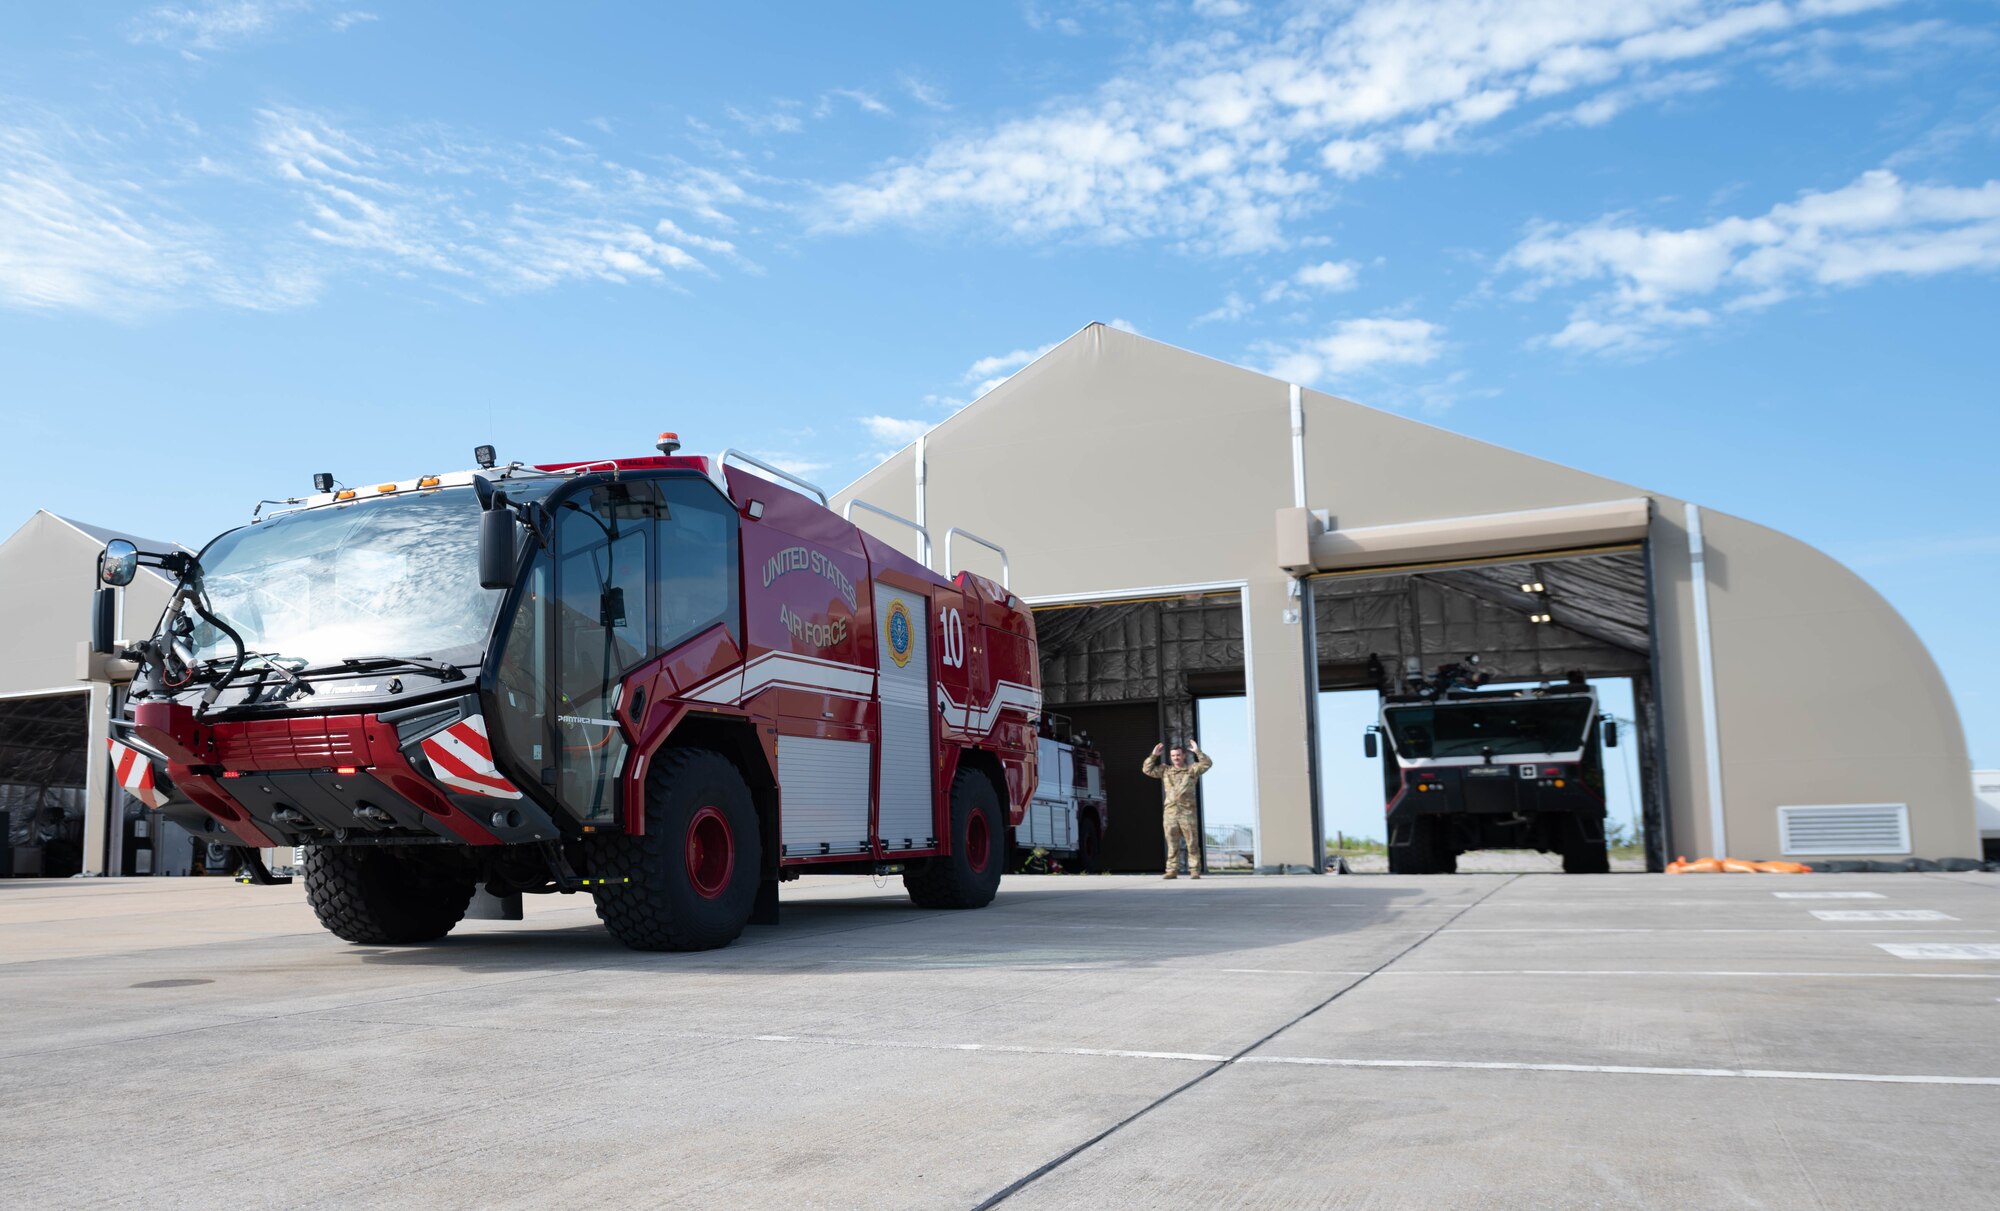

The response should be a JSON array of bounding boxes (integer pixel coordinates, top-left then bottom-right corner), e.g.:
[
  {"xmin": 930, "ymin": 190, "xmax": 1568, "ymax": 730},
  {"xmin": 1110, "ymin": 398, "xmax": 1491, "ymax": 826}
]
[
  {"xmin": 1142, "ymin": 742, "xmax": 1164, "ymax": 778},
  {"xmin": 1189, "ymin": 741, "xmax": 1213, "ymax": 775}
]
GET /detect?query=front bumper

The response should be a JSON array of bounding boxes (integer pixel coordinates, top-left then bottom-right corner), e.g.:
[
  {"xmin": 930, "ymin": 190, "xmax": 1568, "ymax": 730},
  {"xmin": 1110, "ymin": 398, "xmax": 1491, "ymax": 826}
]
[{"xmin": 121, "ymin": 695, "xmax": 563, "ymax": 848}]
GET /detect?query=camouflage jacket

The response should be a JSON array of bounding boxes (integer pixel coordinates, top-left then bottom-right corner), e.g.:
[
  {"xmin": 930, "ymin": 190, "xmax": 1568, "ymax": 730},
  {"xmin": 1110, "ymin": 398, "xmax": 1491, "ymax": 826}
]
[{"xmin": 1142, "ymin": 749, "xmax": 1213, "ymax": 812}]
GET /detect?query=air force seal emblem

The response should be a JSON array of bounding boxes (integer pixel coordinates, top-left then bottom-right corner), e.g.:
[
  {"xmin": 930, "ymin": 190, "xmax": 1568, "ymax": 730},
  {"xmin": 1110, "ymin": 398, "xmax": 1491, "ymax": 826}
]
[{"xmin": 885, "ymin": 598, "xmax": 914, "ymax": 667}]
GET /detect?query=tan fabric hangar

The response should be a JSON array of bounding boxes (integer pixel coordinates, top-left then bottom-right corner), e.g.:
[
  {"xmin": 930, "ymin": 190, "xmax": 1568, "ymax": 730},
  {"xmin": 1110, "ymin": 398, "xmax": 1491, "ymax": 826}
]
[{"xmin": 837, "ymin": 323, "xmax": 1976, "ymax": 872}]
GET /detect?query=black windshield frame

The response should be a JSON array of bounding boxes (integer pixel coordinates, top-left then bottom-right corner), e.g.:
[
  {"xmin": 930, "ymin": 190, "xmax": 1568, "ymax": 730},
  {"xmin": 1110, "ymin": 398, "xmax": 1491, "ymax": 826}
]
[{"xmin": 1383, "ymin": 696, "xmax": 1596, "ymax": 760}]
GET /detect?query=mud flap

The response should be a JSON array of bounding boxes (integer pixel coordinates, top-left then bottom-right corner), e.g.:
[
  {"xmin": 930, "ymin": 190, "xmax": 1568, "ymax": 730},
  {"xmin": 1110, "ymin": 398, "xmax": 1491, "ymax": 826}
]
[
  {"xmin": 750, "ymin": 878, "xmax": 780, "ymax": 926},
  {"xmin": 466, "ymin": 887, "xmax": 525, "ymax": 920}
]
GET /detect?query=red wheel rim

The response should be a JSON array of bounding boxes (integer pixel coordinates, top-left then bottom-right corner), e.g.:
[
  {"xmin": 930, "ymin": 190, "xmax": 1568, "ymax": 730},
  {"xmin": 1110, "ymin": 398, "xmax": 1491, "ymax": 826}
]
[
  {"xmin": 965, "ymin": 809, "xmax": 991, "ymax": 874},
  {"xmin": 685, "ymin": 806, "xmax": 734, "ymax": 900}
]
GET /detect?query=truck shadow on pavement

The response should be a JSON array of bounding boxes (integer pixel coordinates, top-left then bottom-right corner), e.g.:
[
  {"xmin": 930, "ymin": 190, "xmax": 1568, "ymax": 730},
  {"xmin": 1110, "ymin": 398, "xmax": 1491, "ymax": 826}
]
[{"xmin": 344, "ymin": 877, "xmax": 1442, "ymax": 976}]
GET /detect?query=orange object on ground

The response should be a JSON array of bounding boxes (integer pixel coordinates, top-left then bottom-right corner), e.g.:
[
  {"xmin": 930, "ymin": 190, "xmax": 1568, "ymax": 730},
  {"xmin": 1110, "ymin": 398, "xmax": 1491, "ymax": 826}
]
[{"xmin": 1666, "ymin": 854, "xmax": 1814, "ymax": 874}]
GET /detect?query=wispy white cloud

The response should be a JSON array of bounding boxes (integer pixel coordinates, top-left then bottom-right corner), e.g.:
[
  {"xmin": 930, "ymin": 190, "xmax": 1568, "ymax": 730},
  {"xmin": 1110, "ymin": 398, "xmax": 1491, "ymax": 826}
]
[
  {"xmin": 252, "ymin": 107, "xmax": 754, "ymax": 293},
  {"xmin": 129, "ymin": 0, "xmax": 316, "ymax": 52},
  {"xmin": 1257, "ymin": 316, "xmax": 1445, "ymax": 386},
  {"xmin": 854, "ymin": 328, "xmax": 1088, "ymax": 457},
  {"xmin": 900, "ymin": 74, "xmax": 953, "ymax": 112},
  {"xmin": 823, "ymin": 1, "xmax": 1906, "ymax": 252},
  {"xmin": 0, "ymin": 120, "xmax": 315, "ymax": 312},
  {"xmin": 965, "ymin": 341, "xmax": 1059, "ymax": 380},
  {"xmin": 328, "ymin": 9, "xmax": 376, "ymax": 32},
  {"xmin": 1023, "ymin": 3, "xmax": 1082, "ymax": 37},
  {"xmin": 725, "ymin": 104, "xmax": 804, "ymax": 136},
  {"xmin": 1294, "ymin": 259, "xmax": 1360, "ymax": 292},
  {"xmin": 819, "ymin": 89, "xmax": 893, "ymax": 119},
  {"xmin": 1194, "ymin": 291, "xmax": 1253, "ymax": 324},
  {"xmin": 0, "ymin": 100, "xmax": 757, "ymax": 315},
  {"xmin": 858, "ymin": 415, "xmax": 933, "ymax": 455},
  {"xmin": 1504, "ymin": 167, "xmax": 2000, "ymax": 354},
  {"xmin": 753, "ymin": 452, "xmax": 833, "ymax": 478}
]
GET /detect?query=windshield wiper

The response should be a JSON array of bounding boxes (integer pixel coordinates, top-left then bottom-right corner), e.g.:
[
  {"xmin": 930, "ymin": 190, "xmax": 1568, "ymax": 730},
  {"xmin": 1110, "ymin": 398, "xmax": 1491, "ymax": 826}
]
[
  {"xmin": 313, "ymin": 655, "xmax": 466, "ymax": 682},
  {"xmin": 242, "ymin": 652, "xmax": 315, "ymax": 697}
]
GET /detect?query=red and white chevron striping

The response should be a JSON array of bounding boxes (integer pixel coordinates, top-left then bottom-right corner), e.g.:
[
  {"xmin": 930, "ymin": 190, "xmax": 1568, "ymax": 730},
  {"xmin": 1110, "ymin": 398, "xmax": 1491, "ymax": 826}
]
[
  {"xmin": 107, "ymin": 737, "xmax": 170, "ymax": 809},
  {"xmin": 419, "ymin": 715, "xmax": 522, "ymax": 799}
]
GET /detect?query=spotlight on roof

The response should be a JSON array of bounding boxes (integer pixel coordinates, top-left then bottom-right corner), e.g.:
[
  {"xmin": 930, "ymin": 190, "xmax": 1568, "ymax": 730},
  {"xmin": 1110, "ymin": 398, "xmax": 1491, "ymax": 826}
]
[
  {"xmin": 474, "ymin": 444, "xmax": 497, "ymax": 470},
  {"xmin": 312, "ymin": 472, "xmax": 335, "ymax": 493}
]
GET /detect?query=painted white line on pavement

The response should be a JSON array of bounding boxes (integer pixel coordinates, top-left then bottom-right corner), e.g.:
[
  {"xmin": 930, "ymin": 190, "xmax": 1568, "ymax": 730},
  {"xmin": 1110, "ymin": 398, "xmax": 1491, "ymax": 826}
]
[
  {"xmin": 1237, "ymin": 1056, "xmax": 2000, "ymax": 1087},
  {"xmin": 751, "ymin": 1033, "xmax": 1228, "ymax": 1063},
  {"xmin": 1450, "ymin": 928, "xmax": 1996, "ymax": 934},
  {"xmin": 1219, "ymin": 969, "xmax": 1376, "ymax": 976},
  {"xmin": 740, "ymin": 1032, "xmax": 2000, "ymax": 1087},
  {"xmin": 1876, "ymin": 943, "xmax": 2000, "ymax": 961},
  {"xmin": 1774, "ymin": 892, "xmax": 1885, "ymax": 899},
  {"xmin": 1811, "ymin": 910, "xmax": 1956, "ymax": 921},
  {"xmin": 1373, "ymin": 969, "xmax": 2000, "ymax": 980}
]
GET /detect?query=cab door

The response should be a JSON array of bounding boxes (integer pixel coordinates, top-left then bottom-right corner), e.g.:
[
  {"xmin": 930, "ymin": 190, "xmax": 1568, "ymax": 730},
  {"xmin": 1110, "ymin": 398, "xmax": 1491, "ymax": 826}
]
[{"xmin": 550, "ymin": 481, "xmax": 659, "ymax": 822}]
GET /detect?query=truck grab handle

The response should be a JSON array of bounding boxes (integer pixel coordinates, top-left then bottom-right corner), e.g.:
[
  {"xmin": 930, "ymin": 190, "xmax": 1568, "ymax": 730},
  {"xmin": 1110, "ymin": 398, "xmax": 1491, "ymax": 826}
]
[
  {"xmin": 944, "ymin": 527, "xmax": 1009, "ymax": 589},
  {"xmin": 844, "ymin": 500, "xmax": 932, "ymax": 567},
  {"xmin": 713, "ymin": 449, "xmax": 829, "ymax": 506}
]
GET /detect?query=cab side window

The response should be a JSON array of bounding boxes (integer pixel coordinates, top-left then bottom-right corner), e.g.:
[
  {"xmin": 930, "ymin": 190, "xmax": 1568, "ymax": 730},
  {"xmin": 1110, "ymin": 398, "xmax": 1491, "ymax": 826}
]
[
  {"xmin": 655, "ymin": 479, "xmax": 739, "ymax": 652},
  {"xmin": 493, "ymin": 553, "xmax": 552, "ymax": 788}
]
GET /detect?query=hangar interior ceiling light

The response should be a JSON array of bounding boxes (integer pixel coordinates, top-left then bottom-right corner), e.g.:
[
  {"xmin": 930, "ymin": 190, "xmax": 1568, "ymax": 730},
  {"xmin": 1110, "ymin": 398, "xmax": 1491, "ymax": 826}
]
[{"xmin": 1520, "ymin": 582, "xmax": 1545, "ymax": 593}]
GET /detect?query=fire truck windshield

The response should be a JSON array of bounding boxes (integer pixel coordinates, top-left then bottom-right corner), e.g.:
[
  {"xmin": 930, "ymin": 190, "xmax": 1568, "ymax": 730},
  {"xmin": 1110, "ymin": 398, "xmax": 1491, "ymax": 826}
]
[
  {"xmin": 1383, "ymin": 696, "xmax": 1594, "ymax": 760},
  {"xmin": 182, "ymin": 488, "xmax": 507, "ymax": 671}
]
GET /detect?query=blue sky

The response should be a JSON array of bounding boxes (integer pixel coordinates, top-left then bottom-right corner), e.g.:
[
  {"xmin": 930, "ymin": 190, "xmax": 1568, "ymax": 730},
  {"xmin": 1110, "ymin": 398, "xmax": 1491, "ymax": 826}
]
[{"xmin": 3, "ymin": 1, "xmax": 1996, "ymax": 800}]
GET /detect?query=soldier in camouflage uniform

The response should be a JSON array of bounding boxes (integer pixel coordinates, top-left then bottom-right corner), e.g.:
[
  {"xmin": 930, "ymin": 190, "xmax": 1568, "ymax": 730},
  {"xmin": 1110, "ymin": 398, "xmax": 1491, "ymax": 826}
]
[{"xmin": 1143, "ymin": 740, "xmax": 1213, "ymax": 880}]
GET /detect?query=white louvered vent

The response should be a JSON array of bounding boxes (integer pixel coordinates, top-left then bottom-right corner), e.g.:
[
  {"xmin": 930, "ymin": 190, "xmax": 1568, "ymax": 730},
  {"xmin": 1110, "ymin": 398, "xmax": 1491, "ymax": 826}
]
[{"xmin": 1777, "ymin": 804, "xmax": 1911, "ymax": 856}]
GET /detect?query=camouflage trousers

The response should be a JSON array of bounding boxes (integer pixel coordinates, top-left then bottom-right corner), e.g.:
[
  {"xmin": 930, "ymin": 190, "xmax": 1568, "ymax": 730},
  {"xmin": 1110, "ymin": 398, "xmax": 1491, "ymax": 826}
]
[{"xmin": 1163, "ymin": 806, "xmax": 1199, "ymax": 875}]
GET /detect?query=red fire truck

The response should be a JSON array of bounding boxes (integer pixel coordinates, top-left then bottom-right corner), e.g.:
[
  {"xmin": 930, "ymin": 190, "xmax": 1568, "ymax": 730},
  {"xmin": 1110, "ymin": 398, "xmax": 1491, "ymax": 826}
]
[{"xmin": 91, "ymin": 440, "xmax": 1043, "ymax": 951}]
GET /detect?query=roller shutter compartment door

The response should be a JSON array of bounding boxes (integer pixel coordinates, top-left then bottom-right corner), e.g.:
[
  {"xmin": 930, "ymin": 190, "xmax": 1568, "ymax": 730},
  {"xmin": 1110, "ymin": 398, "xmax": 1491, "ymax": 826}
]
[{"xmin": 873, "ymin": 583, "xmax": 936, "ymax": 851}]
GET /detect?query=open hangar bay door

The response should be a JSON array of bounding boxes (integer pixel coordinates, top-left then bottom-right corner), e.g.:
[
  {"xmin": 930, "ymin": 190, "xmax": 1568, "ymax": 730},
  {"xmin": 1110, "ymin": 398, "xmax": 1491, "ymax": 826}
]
[
  {"xmin": 1032, "ymin": 589, "xmax": 1248, "ymax": 874},
  {"xmin": 1288, "ymin": 499, "xmax": 1672, "ymax": 873}
]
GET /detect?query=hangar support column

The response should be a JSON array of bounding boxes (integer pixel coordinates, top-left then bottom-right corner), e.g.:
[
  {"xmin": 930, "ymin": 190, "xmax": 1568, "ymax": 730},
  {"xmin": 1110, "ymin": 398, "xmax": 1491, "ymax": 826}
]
[
  {"xmin": 81, "ymin": 679, "xmax": 114, "ymax": 876},
  {"xmin": 1245, "ymin": 574, "xmax": 1317, "ymax": 871}
]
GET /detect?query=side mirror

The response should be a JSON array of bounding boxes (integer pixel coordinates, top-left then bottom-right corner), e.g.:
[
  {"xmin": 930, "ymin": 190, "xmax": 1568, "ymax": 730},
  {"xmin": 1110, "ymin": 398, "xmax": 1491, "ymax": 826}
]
[
  {"xmin": 99, "ymin": 540, "xmax": 137, "ymax": 587},
  {"xmin": 1602, "ymin": 718, "xmax": 1619, "ymax": 748},
  {"xmin": 479, "ymin": 507, "xmax": 517, "ymax": 590},
  {"xmin": 1363, "ymin": 730, "xmax": 1379, "ymax": 759},
  {"xmin": 90, "ymin": 587, "xmax": 117, "ymax": 655}
]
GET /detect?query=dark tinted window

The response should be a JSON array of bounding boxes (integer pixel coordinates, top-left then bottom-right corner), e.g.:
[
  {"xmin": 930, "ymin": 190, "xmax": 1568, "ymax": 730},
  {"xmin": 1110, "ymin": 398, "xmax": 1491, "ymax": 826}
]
[
  {"xmin": 1384, "ymin": 697, "xmax": 1594, "ymax": 759},
  {"xmin": 655, "ymin": 478, "xmax": 739, "ymax": 651}
]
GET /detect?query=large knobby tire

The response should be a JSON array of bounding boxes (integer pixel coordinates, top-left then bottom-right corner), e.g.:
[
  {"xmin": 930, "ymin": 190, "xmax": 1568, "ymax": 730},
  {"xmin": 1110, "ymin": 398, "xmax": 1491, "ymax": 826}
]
[
  {"xmin": 1386, "ymin": 817, "xmax": 1434, "ymax": 875},
  {"xmin": 1562, "ymin": 816, "xmax": 1611, "ymax": 874},
  {"xmin": 303, "ymin": 846, "xmax": 476, "ymax": 945},
  {"xmin": 904, "ymin": 770, "xmax": 1004, "ymax": 909},
  {"xmin": 1427, "ymin": 820, "xmax": 1459, "ymax": 874},
  {"xmin": 591, "ymin": 747, "xmax": 762, "ymax": 952},
  {"xmin": 1077, "ymin": 813, "xmax": 1106, "ymax": 875}
]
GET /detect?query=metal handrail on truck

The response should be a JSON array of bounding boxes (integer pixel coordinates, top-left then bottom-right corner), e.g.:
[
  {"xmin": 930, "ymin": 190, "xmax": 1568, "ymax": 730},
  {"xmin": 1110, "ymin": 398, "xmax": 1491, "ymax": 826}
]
[
  {"xmin": 843, "ymin": 500, "xmax": 932, "ymax": 566},
  {"xmin": 712, "ymin": 448, "xmax": 829, "ymax": 505},
  {"xmin": 944, "ymin": 526, "xmax": 1009, "ymax": 589}
]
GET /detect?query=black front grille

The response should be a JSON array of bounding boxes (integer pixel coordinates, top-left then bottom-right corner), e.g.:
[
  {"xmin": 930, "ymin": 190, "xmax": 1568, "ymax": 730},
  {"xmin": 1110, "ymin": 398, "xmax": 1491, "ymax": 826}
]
[{"xmin": 1460, "ymin": 775, "xmax": 1520, "ymax": 814}]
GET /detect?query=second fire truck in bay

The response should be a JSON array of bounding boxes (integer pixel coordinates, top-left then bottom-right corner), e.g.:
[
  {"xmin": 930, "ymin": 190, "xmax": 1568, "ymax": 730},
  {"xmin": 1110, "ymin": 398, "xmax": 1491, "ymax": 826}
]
[
  {"xmin": 1366, "ymin": 657, "xmax": 1616, "ymax": 874},
  {"xmin": 91, "ymin": 439, "xmax": 1043, "ymax": 951}
]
